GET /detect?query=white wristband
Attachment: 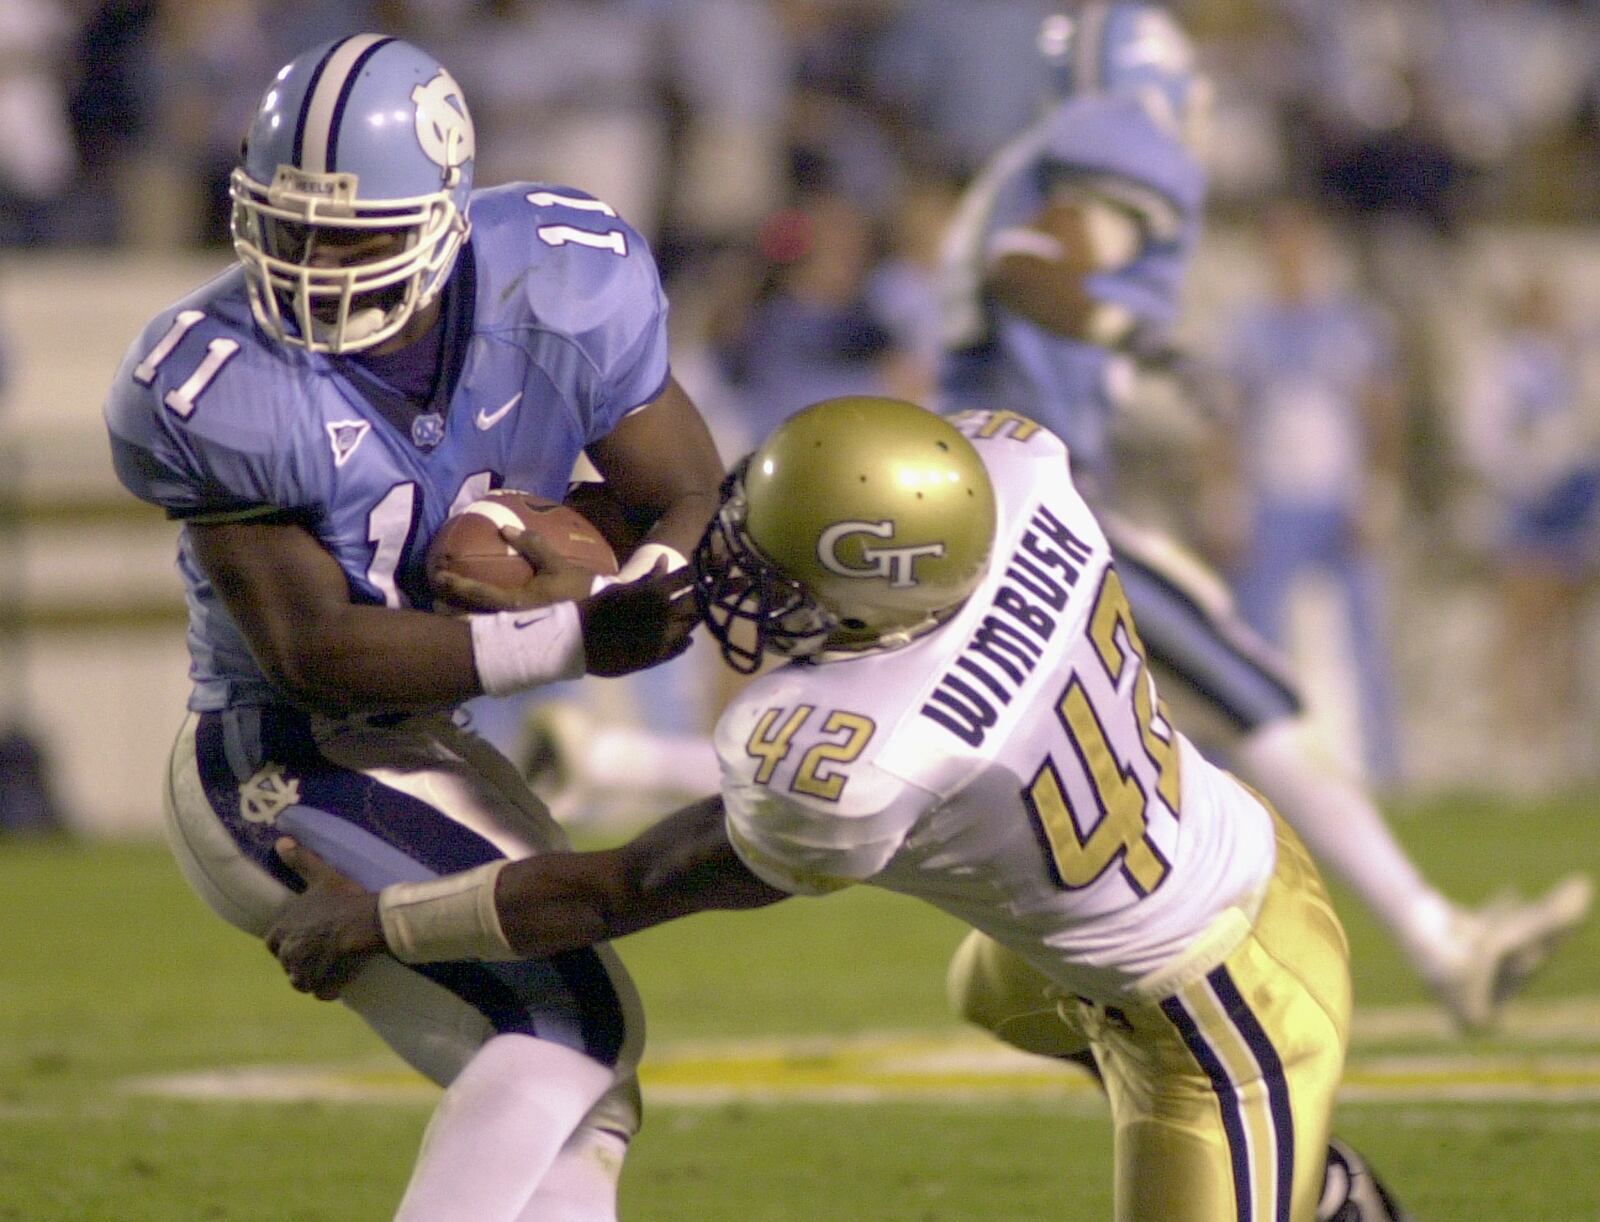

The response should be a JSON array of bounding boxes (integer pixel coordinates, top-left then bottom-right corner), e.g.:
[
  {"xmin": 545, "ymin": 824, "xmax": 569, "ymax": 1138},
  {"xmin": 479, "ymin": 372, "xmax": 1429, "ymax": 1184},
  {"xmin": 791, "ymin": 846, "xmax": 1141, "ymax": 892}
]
[
  {"xmin": 986, "ymin": 226, "xmax": 1066, "ymax": 264},
  {"xmin": 470, "ymin": 602, "xmax": 585, "ymax": 697},
  {"xmin": 1085, "ymin": 302, "xmax": 1136, "ymax": 347},
  {"xmin": 1079, "ymin": 200, "xmax": 1142, "ymax": 269},
  {"xmin": 615, "ymin": 542, "xmax": 688, "ymax": 583},
  {"xmin": 377, "ymin": 860, "xmax": 518, "ymax": 963}
]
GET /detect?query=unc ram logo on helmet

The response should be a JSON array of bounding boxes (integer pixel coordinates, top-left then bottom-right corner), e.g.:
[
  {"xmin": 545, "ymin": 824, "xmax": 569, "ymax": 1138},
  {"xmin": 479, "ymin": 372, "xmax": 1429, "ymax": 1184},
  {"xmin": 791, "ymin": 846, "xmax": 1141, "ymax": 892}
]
[{"xmin": 229, "ymin": 34, "xmax": 476, "ymax": 354}]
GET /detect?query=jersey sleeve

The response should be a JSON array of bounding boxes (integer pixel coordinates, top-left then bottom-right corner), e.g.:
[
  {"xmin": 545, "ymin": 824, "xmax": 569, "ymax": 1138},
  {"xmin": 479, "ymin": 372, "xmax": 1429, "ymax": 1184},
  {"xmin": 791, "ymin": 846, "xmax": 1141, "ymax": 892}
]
[
  {"xmin": 1040, "ymin": 96, "xmax": 1204, "ymax": 243},
  {"xmin": 712, "ymin": 678, "xmax": 929, "ymax": 897},
  {"xmin": 722, "ymin": 776, "xmax": 923, "ymax": 897},
  {"xmin": 473, "ymin": 184, "xmax": 672, "ymax": 444},
  {"xmin": 948, "ymin": 408, "xmax": 1072, "ymax": 472},
  {"xmin": 104, "ymin": 310, "xmax": 316, "ymax": 522}
]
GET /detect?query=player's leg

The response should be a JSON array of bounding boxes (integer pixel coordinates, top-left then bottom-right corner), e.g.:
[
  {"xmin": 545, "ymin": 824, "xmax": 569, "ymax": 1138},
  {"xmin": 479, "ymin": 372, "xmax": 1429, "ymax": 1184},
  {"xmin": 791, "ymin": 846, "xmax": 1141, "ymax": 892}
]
[
  {"xmin": 946, "ymin": 929, "xmax": 1100, "ymax": 1080},
  {"xmin": 949, "ymin": 885, "xmax": 1403, "ymax": 1218},
  {"xmin": 390, "ymin": 1034, "xmax": 617, "ymax": 1221},
  {"xmin": 1105, "ymin": 516, "xmax": 1593, "ymax": 1032},
  {"xmin": 516, "ymin": 1119, "xmax": 632, "ymax": 1222},
  {"xmin": 1086, "ymin": 814, "xmax": 1355, "ymax": 1221},
  {"xmin": 165, "ymin": 708, "xmax": 645, "ymax": 1220}
]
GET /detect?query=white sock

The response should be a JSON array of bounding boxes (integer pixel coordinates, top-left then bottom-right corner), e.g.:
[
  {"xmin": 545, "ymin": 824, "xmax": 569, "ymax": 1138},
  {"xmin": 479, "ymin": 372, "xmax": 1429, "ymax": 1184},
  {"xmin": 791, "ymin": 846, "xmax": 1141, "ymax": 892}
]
[
  {"xmin": 395, "ymin": 1034, "xmax": 616, "ymax": 1222},
  {"xmin": 516, "ymin": 1125, "xmax": 629, "ymax": 1222},
  {"xmin": 583, "ymin": 725, "xmax": 723, "ymax": 796},
  {"xmin": 1234, "ymin": 719, "xmax": 1459, "ymax": 963}
]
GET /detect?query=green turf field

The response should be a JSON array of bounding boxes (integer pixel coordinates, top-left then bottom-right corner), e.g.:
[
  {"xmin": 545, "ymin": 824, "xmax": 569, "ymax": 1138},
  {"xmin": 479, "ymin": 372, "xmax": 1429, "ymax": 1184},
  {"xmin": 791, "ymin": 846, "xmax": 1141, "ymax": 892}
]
[{"xmin": 1, "ymin": 791, "xmax": 1597, "ymax": 1220}]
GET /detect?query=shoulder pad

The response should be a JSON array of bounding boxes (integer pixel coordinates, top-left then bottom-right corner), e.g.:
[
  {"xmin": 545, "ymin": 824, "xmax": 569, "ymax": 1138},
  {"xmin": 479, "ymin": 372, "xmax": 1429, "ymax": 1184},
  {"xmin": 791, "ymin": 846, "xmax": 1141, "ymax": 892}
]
[
  {"xmin": 105, "ymin": 274, "xmax": 318, "ymax": 516},
  {"xmin": 468, "ymin": 183, "xmax": 664, "ymax": 335},
  {"xmin": 947, "ymin": 409, "xmax": 1070, "ymax": 461}
]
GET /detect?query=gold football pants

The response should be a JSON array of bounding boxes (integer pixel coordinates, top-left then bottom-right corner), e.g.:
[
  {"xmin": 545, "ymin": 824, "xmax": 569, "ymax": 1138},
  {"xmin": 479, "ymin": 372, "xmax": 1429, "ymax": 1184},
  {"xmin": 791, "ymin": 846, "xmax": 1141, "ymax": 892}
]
[{"xmin": 948, "ymin": 817, "xmax": 1350, "ymax": 1221}]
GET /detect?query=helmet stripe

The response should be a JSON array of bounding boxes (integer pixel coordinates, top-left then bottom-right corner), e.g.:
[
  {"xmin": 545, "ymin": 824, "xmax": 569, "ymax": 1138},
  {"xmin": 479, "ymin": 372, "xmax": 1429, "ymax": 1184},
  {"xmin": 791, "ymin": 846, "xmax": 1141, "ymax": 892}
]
[
  {"xmin": 1075, "ymin": 2, "xmax": 1111, "ymax": 94},
  {"xmin": 326, "ymin": 36, "xmax": 397, "ymax": 173},
  {"xmin": 289, "ymin": 41, "xmax": 341, "ymax": 169},
  {"xmin": 295, "ymin": 33, "xmax": 393, "ymax": 174}
]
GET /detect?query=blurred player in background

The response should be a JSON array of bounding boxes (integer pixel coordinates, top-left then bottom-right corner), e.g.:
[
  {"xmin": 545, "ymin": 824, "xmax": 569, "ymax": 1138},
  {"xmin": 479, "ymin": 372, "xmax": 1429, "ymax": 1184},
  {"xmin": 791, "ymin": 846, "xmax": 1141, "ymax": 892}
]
[
  {"xmin": 1460, "ymin": 272, "xmax": 1600, "ymax": 790},
  {"xmin": 102, "ymin": 34, "xmax": 722, "ymax": 1221},
  {"xmin": 1221, "ymin": 199, "xmax": 1406, "ymax": 789},
  {"xmin": 935, "ymin": 0, "xmax": 1589, "ymax": 1042},
  {"xmin": 267, "ymin": 397, "xmax": 1410, "ymax": 1222}
]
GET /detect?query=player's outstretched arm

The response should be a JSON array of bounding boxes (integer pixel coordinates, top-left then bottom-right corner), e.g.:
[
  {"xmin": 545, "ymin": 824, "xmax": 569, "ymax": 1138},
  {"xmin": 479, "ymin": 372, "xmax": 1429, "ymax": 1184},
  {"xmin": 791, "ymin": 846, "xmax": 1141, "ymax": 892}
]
[{"xmin": 267, "ymin": 795, "xmax": 787, "ymax": 999}]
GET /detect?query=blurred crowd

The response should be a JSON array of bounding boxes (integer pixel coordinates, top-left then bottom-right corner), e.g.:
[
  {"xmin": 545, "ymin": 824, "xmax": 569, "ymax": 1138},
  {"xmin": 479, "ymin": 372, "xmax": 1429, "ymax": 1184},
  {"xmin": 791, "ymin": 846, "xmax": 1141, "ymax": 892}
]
[
  {"xmin": 5, "ymin": 0, "xmax": 1600, "ymax": 797},
  {"xmin": 6, "ymin": 0, "xmax": 1600, "ymax": 244}
]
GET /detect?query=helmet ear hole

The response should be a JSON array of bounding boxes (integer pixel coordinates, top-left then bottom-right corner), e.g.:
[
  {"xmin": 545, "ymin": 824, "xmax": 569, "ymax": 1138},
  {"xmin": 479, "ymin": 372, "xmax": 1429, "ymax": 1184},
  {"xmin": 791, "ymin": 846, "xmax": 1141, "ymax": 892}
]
[{"xmin": 841, "ymin": 618, "xmax": 868, "ymax": 631}]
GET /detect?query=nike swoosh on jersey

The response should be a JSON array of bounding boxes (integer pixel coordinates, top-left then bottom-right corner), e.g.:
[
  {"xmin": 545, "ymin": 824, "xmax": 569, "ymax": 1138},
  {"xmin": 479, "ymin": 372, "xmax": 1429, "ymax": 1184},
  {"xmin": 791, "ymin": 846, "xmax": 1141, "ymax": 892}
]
[{"xmin": 476, "ymin": 392, "xmax": 522, "ymax": 431}]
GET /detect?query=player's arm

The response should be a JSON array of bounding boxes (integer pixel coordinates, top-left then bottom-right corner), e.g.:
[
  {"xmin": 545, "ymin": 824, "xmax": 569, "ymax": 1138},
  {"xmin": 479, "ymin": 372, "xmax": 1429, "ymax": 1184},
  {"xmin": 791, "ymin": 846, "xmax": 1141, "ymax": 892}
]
[
  {"xmin": 265, "ymin": 795, "xmax": 788, "ymax": 999},
  {"xmin": 583, "ymin": 375, "xmax": 724, "ymax": 576},
  {"xmin": 984, "ymin": 193, "xmax": 1146, "ymax": 346},
  {"xmin": 191, "ymin": 512, "xmax": 695, "ymax": 711},
  {"xmin": 190, "ymin": 517, "xmax": 482, "ymax": 712}
]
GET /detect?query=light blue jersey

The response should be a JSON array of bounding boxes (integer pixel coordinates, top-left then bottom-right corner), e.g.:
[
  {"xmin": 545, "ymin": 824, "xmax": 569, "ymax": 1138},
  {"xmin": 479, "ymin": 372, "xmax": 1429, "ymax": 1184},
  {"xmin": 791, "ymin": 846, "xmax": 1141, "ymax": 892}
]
[
  {"xmin": 106, "ymin": 184, "xmax": 669, "ymax": 712},
  {"xmin": 940, "ymin": 92, "xmax": 1300, "ymax": 734},
  {"xmin": 1227, "ymin": 297, "xmax": 1394, "ymax": 514},
  {"xmin": 938, "ymin": 93, "xmax": 1205, "ymax": 482}
]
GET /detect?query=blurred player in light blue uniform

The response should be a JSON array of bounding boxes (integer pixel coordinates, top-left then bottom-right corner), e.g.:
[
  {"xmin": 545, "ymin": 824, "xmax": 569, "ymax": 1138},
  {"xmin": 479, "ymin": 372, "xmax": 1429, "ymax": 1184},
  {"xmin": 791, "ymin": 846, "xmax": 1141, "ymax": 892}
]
[
  {"xmin": 1462, "ymin": 273, "xmax": 1600, "ymax": 787},
  {"xmin": 1225, "ymin": 201, "xmax": 1406, "ymax": 787},
  {"xmin": 103, "ymin": 34, "xmax": 723, "ymax": 1221},
  {"xmin": 939, "ymin": 4, "xmax": 1203, "ymax": 493},
  {"xmin": 937, "ymin": 1, "xmax": 1589, "ymax": 1065}
]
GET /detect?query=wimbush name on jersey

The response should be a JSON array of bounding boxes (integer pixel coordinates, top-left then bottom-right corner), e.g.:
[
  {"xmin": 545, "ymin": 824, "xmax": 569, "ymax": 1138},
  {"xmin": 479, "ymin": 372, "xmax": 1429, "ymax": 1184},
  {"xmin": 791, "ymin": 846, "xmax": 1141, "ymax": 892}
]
[{"xmin": 921, "ymin": 503, "xmax": 1095, "ymax": 748}]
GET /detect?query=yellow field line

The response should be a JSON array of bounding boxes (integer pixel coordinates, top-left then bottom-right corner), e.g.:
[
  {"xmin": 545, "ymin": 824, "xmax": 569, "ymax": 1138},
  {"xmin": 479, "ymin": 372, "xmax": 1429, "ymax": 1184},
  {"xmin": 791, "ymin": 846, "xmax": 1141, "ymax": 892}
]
[{"xmin": 120, "ymin": 996, "xmax": 1600, "ymax": 1107}]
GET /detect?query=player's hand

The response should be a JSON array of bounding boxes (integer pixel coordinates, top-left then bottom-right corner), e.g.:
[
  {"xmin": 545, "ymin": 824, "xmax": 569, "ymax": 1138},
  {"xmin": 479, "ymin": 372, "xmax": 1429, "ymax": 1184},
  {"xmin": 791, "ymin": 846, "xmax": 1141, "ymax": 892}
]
[
  {"xmin": 433, "ymin": 526, "xmax": 597, "ymax": 612},
  {"xmin": 579, "ymin": 558, "xmax": 698, "ymax": 677},
  {"xmin": 264, "ymin": 838, "xmax": 385, "ymax": 1001}
]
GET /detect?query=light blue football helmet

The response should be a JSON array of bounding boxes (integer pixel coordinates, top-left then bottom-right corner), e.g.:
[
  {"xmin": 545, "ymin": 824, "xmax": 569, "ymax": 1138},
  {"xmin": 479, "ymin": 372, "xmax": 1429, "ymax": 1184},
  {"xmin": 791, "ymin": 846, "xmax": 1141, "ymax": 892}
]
[
  {"xmin": 1038, "ymin": 3, "xmax": 1210, "ymax": 151},
  {"xmin": 230, "ymin": 34, "xmax": 476, "ymax": 354}
]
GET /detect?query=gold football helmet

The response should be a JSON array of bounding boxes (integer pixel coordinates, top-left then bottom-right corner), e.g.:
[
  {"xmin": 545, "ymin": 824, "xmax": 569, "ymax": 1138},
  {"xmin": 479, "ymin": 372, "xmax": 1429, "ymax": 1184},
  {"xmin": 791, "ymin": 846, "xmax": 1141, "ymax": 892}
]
[{"xmin": 694, "ymin": 396, "xmax": 997, "ymax": 673}]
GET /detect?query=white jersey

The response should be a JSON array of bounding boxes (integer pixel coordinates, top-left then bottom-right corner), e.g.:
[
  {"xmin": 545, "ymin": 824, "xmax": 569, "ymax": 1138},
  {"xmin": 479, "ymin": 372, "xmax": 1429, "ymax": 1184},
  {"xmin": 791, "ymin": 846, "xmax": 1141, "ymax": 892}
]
[{"xmin": 716, "ymin": 410, "xmax": 1276, "ymax": 1002}]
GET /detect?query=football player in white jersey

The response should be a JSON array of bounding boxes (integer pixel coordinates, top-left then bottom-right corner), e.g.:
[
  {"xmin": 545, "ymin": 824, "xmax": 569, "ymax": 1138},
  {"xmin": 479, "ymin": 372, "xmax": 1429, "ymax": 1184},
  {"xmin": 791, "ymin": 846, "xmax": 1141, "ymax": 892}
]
[
  {"xmin": 934, "ymin": 0, "xmax": 1589, "ymax": 1040},
  {"xmin": 266, "ymin": 397, "xmax": 1410, "ymax": 1221},
  {"xmin": 519, "ymin": 0, "xmax": 1591, "ymax": 1037},
  {"xmin": 103, "ymin": 35, "xmax": 722, "ymax": 1222}
]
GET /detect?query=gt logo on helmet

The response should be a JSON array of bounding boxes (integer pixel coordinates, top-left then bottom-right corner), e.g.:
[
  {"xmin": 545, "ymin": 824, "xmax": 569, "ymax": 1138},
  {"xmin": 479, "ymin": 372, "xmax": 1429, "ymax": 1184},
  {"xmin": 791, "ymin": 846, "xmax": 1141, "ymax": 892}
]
[
  {"xmin": 411, "ymin": 70, "xmax": 475, "ymax": 176},
  {"xmin": 818, "ymin": 521, "xmax": 945, "ymax": 588}
]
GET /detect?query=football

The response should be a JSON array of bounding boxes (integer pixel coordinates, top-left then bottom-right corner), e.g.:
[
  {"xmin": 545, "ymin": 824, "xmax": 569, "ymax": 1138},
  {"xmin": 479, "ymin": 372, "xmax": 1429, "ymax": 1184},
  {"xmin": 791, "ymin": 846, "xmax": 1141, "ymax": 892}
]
[{"xmin": 425, "ymin": 490, "xmax": 619, "ymax": 603}]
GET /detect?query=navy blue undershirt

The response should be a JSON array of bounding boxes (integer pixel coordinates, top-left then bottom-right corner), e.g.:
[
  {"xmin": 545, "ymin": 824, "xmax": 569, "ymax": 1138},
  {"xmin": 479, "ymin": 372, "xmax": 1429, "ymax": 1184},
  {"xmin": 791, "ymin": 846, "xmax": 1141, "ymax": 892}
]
[
  {"xmin": 348, "ymin": 312, "xmax": 445, "ymax": 407},
  {"xmin": 335, "ymin": 245, "xmax": 477, "ymax": 435}
]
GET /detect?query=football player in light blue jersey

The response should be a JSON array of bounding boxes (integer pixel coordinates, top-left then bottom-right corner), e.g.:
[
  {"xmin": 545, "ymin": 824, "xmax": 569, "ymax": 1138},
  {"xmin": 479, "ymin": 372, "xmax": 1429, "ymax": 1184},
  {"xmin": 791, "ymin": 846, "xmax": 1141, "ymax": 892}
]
[
  {"xmin": 103, "ymin": 34, "xmax": 724, "ymax": 1222},
  {"xmin": 939, "ymin": 0, "xmax": 1206, "ymax": 491},
  {"xmin": 937, "ymin": 0, "xmax": 1588, "ymax": 1091}
]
